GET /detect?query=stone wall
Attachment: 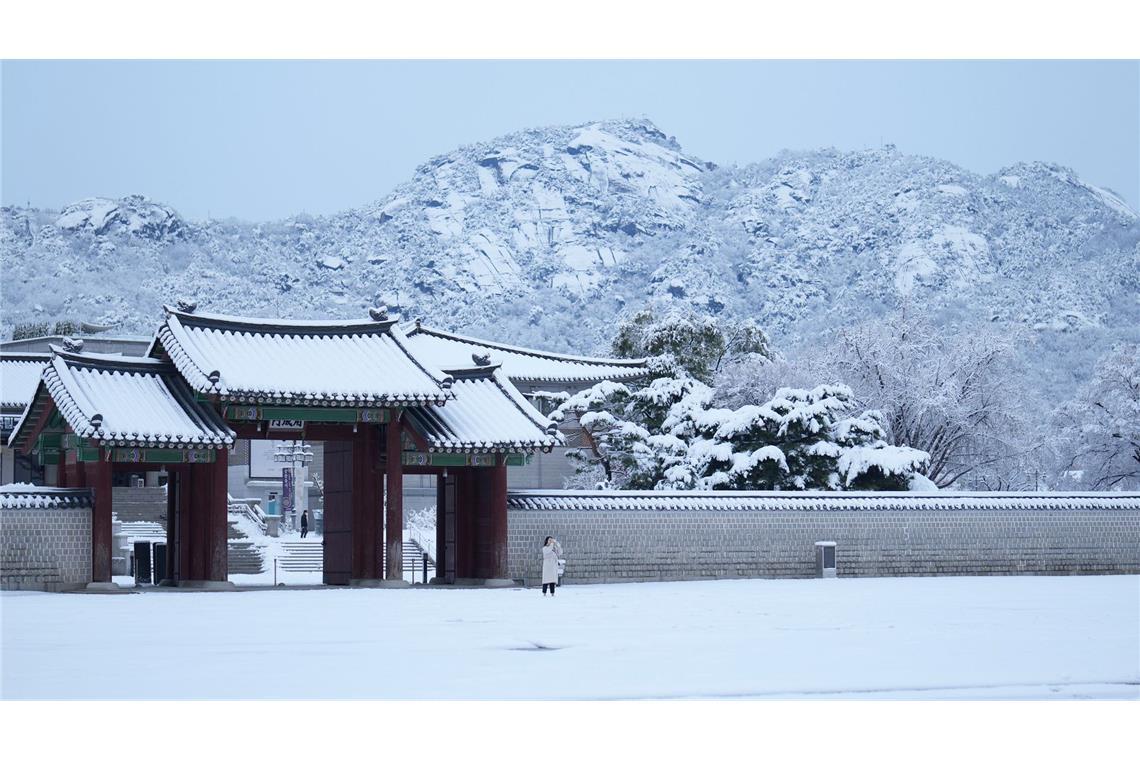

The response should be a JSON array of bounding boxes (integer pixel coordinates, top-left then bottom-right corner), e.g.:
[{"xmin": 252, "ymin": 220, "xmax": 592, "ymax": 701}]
[
  {"xmin": 506, "ymin": 504, "xmax": 1140, "ymax": 585},
  {"xmin": 1, "ymin": 504, "xmax": 92, "ymax": 591}
]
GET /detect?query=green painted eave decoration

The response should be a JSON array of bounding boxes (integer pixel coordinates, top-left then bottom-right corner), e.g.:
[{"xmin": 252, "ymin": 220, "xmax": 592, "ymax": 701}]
[
  {"xmin": 224, "ymin": 405, "xmax": 391, "ymax": 424},
  {"xmin": 401, "ymin": 452, "xmax": 529, "ymax": 467},
  {"xmin": 110, "ymin": 448, "xmax": 217, "ymax": 464}
]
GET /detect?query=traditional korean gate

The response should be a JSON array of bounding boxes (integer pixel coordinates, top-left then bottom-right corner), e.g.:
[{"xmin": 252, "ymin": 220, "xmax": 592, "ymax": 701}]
[{"xmin": 322, "ymin": 441, "xmax": 353, "ymax": 585}]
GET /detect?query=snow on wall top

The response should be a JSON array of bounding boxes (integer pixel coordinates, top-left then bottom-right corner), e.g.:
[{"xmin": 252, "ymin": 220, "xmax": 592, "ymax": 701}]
[
  {"xmin": 402, "ymin": 323, "xmax": 649, "ymax": 385},
  {"xmin": 0, "ymin": 485, "xmax": 93, "ymax": 510},
  {"xmin": 404, "ymin": 367, "xmax": 564, "ymax": 453},
  {"xmin": 0, "ymin": 353, "xmax": 49, "ymax": 410},
  {"xmin": 507, "ymin": 489, "xmax": 1140, "ymax": 511},
  {"xmin": 8, "ymin": 349, "xmax": 234, "ymax": 450},
  {"xmin": 153, "ymin": 307, "xmax": 453, "ymax": 406}
]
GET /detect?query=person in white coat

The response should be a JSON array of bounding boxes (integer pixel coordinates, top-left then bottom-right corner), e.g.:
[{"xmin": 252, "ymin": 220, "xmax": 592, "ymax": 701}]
[{"xmin": 540, "ymin": 536, "xmax": 562, "ymax": 596}]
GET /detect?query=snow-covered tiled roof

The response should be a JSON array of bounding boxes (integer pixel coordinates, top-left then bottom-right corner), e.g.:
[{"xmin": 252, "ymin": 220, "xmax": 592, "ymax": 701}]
[
  {"xmin": 405, "ymin": 367, "xmax": 564, "ymax": 453},
  {"xmin": 401, "ymin": 322, "xmax": 649, "ymax": 384},
  {"xmin": 8, "ymin": 349, "xmax": 234, "ymax": 450},
  {"xmin": 0, "ymin": 352, "xmax": 49, "ymax": 411},
  {"xmin": 152, "ymin": 307, "xmax": 453, "ymax": 406},
  {"xmin": 507, "ymin": 490, "xmax": 1140, "ymax": 511},
  {"xmin": 0, "ymin": 484, "xmax": 93, "ymax": 509}
]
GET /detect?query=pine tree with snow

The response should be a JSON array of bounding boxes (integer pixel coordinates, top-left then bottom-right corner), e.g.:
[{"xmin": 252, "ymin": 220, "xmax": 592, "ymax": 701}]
[
  {"xmin": 611, "ymin": 306, "xmax": 772, "ymax": 384},
  {"xmin": 557, "ymin": 369, "xmax": 930, "ymax": 491}
]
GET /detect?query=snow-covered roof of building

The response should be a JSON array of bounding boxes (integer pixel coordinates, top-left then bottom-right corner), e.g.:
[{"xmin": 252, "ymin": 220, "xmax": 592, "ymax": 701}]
[
  {"xmin": 8, "ymin": 349, "xmax": 234, "ymax": 450},
  {"xmin": 151, "ymin": 307, "xmax": 453, "ymax": 406},
  {"xmin": 405, "ymin": 367, "xmax": 564, "ymax": 453},
  {"xmin": 507, "ymin": 490, "xmax": 1140, "ymax": 511},
  {"xmin": 1, "ymin": 334, "xmax": 151, "ymax": 356},
  {"xmin": 0, "ymin": 352, "xmax": 49, "ymax": 411},
  {"xmin": 0, "ymin": 484, "xmax": 93, "ymax": 510},
  {"xmin": 401, "ymin": 322, "xmax": 649, "ymax": 385}
]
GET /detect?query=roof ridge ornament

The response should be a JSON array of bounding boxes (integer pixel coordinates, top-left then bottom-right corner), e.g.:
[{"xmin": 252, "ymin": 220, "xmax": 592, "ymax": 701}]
[
  {"xmin": 472, "ymin": 351, "xmax": 492, "ymax": 366},
  {"xmin": 62, "ymin": 337, "xmax": 84, "ymax": 353},
  {"xmin": 369, "ymin": 306, "xmax": 389, "ymax": 321},
  {"xmin": 176, "ymin": 297, "xmax": 197, "ymax": 313},
  {"xmin": 90, "ymin": 413, "xmax": 103, "ymax": 430},
  {"xmin": 207, "ymin": 370, "xmax": 221, "ymax": 387}
]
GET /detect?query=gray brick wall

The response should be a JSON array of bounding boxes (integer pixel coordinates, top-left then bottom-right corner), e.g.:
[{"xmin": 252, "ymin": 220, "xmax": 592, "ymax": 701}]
[
  {"xmin": 1, "ymin": 508, "xmax": 92, "ymax": 591},
  {"xmin": 507, "ymin": 509, "xmax": 1140, "ymax": 585}
]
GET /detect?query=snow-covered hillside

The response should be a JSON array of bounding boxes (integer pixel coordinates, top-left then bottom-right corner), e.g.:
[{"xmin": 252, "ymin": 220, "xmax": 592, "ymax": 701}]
[{"xmin": 2, "ymin": 118, "xmax": 1137, "ymax": 402}]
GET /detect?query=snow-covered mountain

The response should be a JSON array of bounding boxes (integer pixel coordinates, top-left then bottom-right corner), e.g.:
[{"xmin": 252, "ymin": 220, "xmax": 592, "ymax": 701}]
[{"xmin": 2, "ymin": 118, "xmax": 1137, "ymax": 401}]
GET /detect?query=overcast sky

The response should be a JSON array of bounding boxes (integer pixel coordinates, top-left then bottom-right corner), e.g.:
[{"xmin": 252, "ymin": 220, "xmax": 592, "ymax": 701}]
[{"xmin": 2, "ymin": 60, "xmax": 1137, "ymax": 220}]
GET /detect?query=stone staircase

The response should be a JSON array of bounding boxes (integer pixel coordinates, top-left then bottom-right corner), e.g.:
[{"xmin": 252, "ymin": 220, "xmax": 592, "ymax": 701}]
[
  {"xmin": 228, "ymin": 542, "xmax": 265, "ymax": 574},
  {"xmin": 276, "ymin": 540, "xmax": 323, "ymax": 572},
  {"xmin": 226, "ymin": 517, "xmax": 265, "ymax": 574},
  {"xmin": 271, "ymin": 539, "xmax": 434, "ymax": 574},
  {"xmin": 112, "ymin": 487, "xmax": 167, "ymax": 523},
  {"xmin": 388, "ymin": 539, "xmax": 435, "ymax": 575},
  {"xmin": 119, "ymin": 521, "xmax": 167, "ymax": 545}
]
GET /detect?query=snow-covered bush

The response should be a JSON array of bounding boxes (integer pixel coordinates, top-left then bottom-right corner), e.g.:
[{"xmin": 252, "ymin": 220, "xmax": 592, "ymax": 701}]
[{"xmin": 556, "ymin": 374, "xmax": 929, "ymax": 491}]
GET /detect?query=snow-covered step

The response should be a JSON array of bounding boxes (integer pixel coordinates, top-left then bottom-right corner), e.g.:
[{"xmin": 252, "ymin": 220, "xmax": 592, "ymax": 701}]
[
  {"xmin": 276, "ymin": 542, "xmax": 323, "ymax": 571},
  {"xmin": 117, "ymin": 521, "xmax": 167, "ymax": 544},
  {"xmin": 111, "ymin": 487, "xmax": 167, "ymax": 523},
  {"xmin": 228, "ymin": 542, "xmax": 264, "ymax": 574}
]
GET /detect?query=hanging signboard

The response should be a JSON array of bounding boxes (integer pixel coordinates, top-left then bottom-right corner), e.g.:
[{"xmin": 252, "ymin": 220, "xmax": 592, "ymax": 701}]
[
  {"xmin": 281, "ymin": 466, "xmax": 294, "ymax": 513},
  {"xmin": 268, "ymin": 419, "xmax": 305, "ymax": 431}
]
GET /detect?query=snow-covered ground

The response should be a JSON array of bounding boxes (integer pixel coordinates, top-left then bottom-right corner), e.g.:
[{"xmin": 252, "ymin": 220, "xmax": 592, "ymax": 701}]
[{"xmin": 2, "ymin": 575, "xmax": 1137, "ymax": 699}]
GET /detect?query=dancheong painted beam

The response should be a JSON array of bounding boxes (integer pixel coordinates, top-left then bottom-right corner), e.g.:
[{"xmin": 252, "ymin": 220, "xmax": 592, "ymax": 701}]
[
  {"xmin": 402, "ymin": 452, "xmax": 529, "ymax": 467},
  {"xmin": 223, "ymin": 405, "xmax": 391, "ymax": 424}
]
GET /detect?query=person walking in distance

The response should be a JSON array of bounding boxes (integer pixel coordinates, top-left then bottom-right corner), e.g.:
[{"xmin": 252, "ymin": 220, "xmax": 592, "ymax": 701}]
[
  {"xmin": 540, "ymin": 535, "xmax": 562, "ymax": 596},
  {"xmin": 300, "ymin": 509, "xmax": 309, "ymax": 539}
]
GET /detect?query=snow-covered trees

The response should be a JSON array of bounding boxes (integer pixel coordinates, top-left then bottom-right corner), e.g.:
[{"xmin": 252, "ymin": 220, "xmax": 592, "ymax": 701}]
[
  {"xmin": 824, "ymin": 313, "xmax": 1032, "ymax": 488},
  {"xmin": 611, "ymin": 306, "xmax": 772, "ymax": 383},
  {"xmin": 555, "ymin": 373, "xmax": 929, "ymax": 492},
  {"xmin": 1054, "ymin": 343, "xmax": 1140, "ymax": 490},
  {"xmin": 551, "ymin": 374, "xmax": 705, "ymax": 489}
]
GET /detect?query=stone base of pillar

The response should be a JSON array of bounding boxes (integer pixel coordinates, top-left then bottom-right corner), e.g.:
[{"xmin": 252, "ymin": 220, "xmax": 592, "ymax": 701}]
[
  {"xmin": 80, "ymin": 582, "xmax": 132, "ymax": 594},
  {"xmin": 483, "ymin": 578, "xmax": 517, "ymax": 588},
  {"xmin": 176, "ymin": 580, "xmax": 238, "ymax": 591},
  {"xmin": 375, "ymin": 579, "xmax": 411, "ymax": 588},
  {"xmin": 348, "ymin": 579, "xmax": 385, "ymax": 588}
]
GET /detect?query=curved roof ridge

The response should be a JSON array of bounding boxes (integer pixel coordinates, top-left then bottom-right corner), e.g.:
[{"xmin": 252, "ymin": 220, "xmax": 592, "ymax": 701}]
[
  {"xmin": 49, "ymin": 347, "xmax": 174, "ymax": 372},
  {"xmin": 0, "ymin": 351, "xmax": 52, "ymax": 362},
  {"xmin": 406, "ymin": 323, "xmax": 647, "ymax": 367},
  {"xmin": 162, "ymin": 305, "xmax": 399, "ymax": 335},
  {"xmin": 487, "ymin": 367, "xmax": 560, "ymax": 434}
]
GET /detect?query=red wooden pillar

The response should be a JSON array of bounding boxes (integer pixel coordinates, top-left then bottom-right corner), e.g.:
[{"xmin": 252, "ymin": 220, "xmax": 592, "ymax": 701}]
[
  {"xmin": 385, "ymin": 416, "xmax": 404, "ymax": 581},
  {"xmin": 322, "ymin": 441, "xmax": 353, "ymax": 585},
  {"xmin": 456, "ymin": 467, "xmax": 476, "ymax": 579},
  {"xmin": 352, "ymin": 427, "xmax": 381, "ymax": 580},
  {"xmin": 490, "ymin": 458, "xmax": 508, "ymax": 580},
  {"xmin": 189, "ymin": 463, "xmax": 208, "ymax": 580},
  {"xmin": 207, "ymin": 449, "xmax": 229, "ymax": 582},
  {"xmin": 436, "ymin": 474, "xmax": 447, "ymax": 581},
  {"xmin": 177, "ymin": 465, "xmax": 193, "ymax": 582},
  {"xmin": 88, "ymin": 457, "xmax": 113, "ymax": 583},
  {"xmin": 165, "ymin": 466, "xmax": 182, "ymax": 584}
]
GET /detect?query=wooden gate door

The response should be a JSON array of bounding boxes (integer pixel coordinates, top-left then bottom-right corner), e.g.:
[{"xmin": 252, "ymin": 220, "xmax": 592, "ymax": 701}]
[{"xmin": 323, "ymin": 440, "xmax": 353, "ymax": 585}]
